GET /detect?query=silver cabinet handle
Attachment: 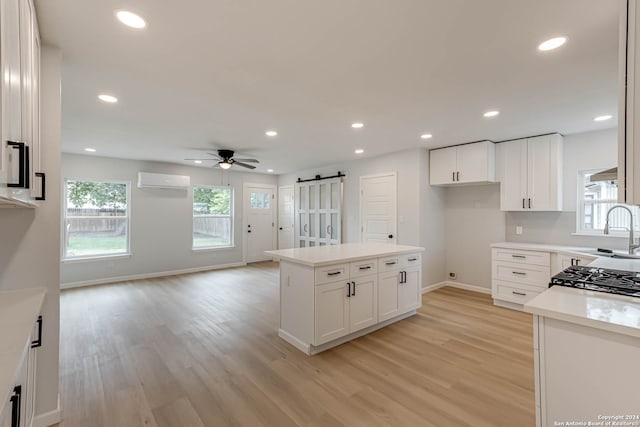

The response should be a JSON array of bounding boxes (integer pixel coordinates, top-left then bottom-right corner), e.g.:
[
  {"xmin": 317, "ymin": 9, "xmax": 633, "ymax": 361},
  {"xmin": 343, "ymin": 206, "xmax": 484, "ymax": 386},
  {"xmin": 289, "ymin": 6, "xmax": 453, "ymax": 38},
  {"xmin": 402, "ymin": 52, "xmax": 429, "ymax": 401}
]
[
  {"xmin": 512, "ymin": 291, "xmax": 527, "ymax": 296},
  {"xmin": 359, "ymin": 266, "xmax": 372, "ymax": 270},
  {"xmin": 408, "ymin": 257, "xmax": 418, "ymax": 262},
  {"xmin": 511, "ymin": 254, "xmax": 526, "ymax": 259},
  {"xmin": 327, "ymin": 271, "xmax": 342, "ymax": 276},
  {"xmin": 385, "ymin": 261, "xmax": 397, "ymax": 266},
  {"xmin": 512, "ymin": 271, "xmax": 527, "ymax": 276}
]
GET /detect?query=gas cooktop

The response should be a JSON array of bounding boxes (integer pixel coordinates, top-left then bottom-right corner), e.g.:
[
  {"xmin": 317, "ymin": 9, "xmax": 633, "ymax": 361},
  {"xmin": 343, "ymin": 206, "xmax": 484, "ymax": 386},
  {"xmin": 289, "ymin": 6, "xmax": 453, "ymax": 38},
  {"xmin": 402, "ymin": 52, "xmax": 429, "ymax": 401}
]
[{"xmin": 550, "ymin": 265, "xmax": 640, "ymax": 297}]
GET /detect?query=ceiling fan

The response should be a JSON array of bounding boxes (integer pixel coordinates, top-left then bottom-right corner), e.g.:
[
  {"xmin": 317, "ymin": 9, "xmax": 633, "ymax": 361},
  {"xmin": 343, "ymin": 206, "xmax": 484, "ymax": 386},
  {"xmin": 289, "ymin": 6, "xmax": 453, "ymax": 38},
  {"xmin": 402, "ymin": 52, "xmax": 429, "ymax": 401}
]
[{"xmin": 185, "ymin": 149, "xmax": 260, "ymax": 170}]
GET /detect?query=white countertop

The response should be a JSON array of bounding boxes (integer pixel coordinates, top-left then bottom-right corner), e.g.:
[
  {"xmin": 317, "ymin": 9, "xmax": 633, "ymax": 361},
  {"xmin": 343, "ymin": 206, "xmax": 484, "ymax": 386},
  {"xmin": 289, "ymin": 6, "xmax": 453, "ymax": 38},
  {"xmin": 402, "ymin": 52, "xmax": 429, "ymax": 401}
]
[
  {"xmin": 524, "ymin": 286, "xmax": 640, "ymax": 338},
  {"xmin": 265, "ymin": 242, "xmax": 425, "ymax": 267},
  {"xmin": 0, "ymin": 288, "xmax": 45, "ymax": 411},
  {"xmin": 491, "ymin": 241, "xmax": 597, "ymax": 256}
]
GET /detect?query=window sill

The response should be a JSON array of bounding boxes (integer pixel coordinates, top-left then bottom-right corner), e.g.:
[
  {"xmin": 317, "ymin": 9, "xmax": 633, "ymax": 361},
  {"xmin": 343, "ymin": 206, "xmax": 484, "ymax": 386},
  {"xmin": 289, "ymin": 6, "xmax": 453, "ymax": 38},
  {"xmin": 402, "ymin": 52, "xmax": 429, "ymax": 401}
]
[
  {"xmin": 571, "ymin": 232, "xmax": 631, "ymax": 239},
  {"xmin": 62, "ymin": 253, "xmax": 132, "ymax": 263},
  {"xmin": 192, "ymin": 245, "xmax": 235, "ymax": 252}
]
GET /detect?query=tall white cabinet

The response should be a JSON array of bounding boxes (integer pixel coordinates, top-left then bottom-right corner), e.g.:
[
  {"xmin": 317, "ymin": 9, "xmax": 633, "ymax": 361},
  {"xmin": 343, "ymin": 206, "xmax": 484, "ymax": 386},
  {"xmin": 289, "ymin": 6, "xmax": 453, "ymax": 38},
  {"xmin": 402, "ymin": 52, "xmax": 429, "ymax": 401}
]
[
  {"xmin": 295, "ymin": 178, "xmax": 342, "ymax": 248},
  {"xmin": 496, "ymin": 134, "xmax": 563, "ymax": 211},
  {"xmin": 0, "ymin": 0, "xmax": 43, "ymax": 207}
]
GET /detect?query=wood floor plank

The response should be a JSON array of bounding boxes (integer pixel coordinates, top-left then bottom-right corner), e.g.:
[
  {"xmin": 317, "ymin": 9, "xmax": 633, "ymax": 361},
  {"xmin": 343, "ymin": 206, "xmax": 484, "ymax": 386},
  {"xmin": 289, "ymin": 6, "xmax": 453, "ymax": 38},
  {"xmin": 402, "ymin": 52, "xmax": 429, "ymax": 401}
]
[{"xmin": 58, "ymin": 262, "xmax": 535, "ymax": 427}]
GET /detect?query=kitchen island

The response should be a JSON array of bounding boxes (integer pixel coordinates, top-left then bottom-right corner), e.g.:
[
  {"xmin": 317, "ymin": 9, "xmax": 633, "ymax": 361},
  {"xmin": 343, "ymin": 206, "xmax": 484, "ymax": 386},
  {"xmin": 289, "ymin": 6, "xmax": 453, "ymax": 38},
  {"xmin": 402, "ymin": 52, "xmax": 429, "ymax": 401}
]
[
  {"xmin": 265, "ymin": 242, "xmax": 424, "ymax": 355},
  {"xmin": 524, "ymin": 257, "xmax": 640, "ymax": 427}
]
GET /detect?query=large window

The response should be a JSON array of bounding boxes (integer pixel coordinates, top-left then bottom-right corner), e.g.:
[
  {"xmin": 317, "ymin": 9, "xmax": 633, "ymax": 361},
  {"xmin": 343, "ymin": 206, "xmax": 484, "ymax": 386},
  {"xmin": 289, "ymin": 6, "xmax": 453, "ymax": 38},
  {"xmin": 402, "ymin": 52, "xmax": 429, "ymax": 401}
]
[
  {"xmin": 193, "ymin": 186, "xmax": 233, "ymax": 248},
  {"xmin": 578, "ymin": 170, "xmax": 640, "ymax": 234},
  {"xmin": 64, "ymin": 180, "xmax": 130, "ymax": 259}
]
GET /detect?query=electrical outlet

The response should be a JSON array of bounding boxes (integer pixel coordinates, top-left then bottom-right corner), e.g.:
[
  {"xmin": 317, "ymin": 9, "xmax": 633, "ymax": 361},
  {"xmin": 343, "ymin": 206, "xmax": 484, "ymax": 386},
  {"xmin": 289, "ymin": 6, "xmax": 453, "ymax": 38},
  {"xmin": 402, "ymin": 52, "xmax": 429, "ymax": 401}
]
[{"xmin": 516, "ymin": 226, "xmax": 523, "ymax": 235}]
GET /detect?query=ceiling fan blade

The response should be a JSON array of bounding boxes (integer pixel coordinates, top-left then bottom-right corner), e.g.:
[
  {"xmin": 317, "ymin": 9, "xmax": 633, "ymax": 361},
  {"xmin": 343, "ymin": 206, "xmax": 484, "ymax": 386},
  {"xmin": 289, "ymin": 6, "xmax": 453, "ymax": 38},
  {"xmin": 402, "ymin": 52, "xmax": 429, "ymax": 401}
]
[
  {"xmin": 233, "ymin": 161, "xmax": 256, "ymax": 169},
  {"xmin": 206, "ymin": 152, "xmax": 223, "ymax": 160},
  {"xmin": 233, "ymin": 158, "xmax": 259, "ymax": 163},
  {"xmin": 184, "ymin": 158, "xmax": 215, "ymax": 161}
]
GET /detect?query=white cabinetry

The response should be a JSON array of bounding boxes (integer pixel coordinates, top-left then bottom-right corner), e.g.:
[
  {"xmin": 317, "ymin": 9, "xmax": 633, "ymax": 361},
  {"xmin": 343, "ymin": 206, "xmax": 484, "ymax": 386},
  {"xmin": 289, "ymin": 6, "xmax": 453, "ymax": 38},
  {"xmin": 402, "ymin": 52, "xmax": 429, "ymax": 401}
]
[
  {"xmin": 496, "ymin": 134, "xmax": 563, "ymax": 211},
  {"xmin": 273, "ymin": 244, "xmax": 424, "ymax": 354},
  {"xmin": 0, "ymin": 0, "xmax": 42, "ymax": 208},
  {"xmin": 378, "ymin": 253, "xmax": 421, "ymax": 322},
  {"xmin": 551, "ymin": 252, "xmax": 597, "ymax": 276},
  {"xmin": 429, "ymin": 141, "xmax": 495, "ymax": 186},
  {"xmin": 492, "ymin": 247, "xmax": 551, "ymax": 309},
  {"xmin": 295, "ymin": 178, "xmax": 342, "ymax": 248}
]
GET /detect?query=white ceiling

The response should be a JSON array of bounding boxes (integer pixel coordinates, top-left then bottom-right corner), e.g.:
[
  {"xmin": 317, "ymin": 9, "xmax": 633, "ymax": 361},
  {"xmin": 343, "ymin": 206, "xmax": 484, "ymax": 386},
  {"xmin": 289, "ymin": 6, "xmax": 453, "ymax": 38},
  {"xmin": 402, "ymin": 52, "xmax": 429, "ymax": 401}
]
[{"xmin": 36, "ymin": 0, "xmax": 620, "ymax": 174}]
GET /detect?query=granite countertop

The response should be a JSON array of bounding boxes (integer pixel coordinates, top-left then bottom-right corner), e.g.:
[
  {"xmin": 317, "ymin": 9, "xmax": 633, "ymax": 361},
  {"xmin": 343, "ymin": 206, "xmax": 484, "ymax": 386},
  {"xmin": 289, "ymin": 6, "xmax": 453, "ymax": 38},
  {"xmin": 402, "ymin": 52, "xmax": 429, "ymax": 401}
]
[{"xmin": 265, "ymin": 242, "xmax": 425, "ymax": 267}]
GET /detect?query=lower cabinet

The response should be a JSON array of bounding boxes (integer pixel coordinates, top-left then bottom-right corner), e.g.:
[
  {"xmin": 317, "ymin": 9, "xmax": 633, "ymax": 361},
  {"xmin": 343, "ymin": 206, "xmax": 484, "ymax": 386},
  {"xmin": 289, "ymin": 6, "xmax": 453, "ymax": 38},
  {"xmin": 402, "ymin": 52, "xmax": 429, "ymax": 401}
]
[
  {"xmin": 315, "ymin": 275, "xmax": 378, "ymax": 346},
  {"xmin": 0, "ymin": 316, "xmax": 40, "ymax": 427},
  {"xmin": 379, "ymin": 266, "xmax": 421, "ymax": 322},
  {"xmin": 492, "ymin": 248, "xmax": 551, "ymax": 308},
  {"xmin": 551, "ymin": 253, "xmax": 597, "ymax": 276}
]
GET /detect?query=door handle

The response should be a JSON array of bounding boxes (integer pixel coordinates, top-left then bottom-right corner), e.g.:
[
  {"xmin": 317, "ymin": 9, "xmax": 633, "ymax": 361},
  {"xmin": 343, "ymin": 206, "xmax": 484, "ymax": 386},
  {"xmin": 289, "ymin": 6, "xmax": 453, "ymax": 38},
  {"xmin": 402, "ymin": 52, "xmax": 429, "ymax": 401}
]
[
  {"xmin": 456, "ymin": 171, "xmax": 460, "ymax": 181},
  {"xmin": 388, "ymin": 234, "xmax": 393, "ymax": 239},
  {"xmin": 35, "ymin": 172, "xmax": 46, "ymax": 200},
  {"xmin": 279, "ymin": 227, "xmax": 283, "ymax": 230},
  {"xmin": 528, "ymin": 198, "xmax": 531, "ymax": 209},
  {"xmin": 7, "ymin": 141, "xmax": 27, "ymax": 188},
  {"xmin": 31, "ymin": 315, "xmax": 42, "ymax": 348},
  {"xmin": 351, "ymin": 281, "xmax": 356, "ymax": 296},
  {"xmin": 346, "ymin": 282, "xmax": 351, "ymax": 297},
  {"xmin": 522, "ymin": 198, "xmax": 525, "ymax": 209},
  {"xmin": 11, "ymin": 385, "xmax": 21, "ymax": 427},
  {"xmin": 452, "ymin": 171, "xmax": 455, "ymax": 182}
]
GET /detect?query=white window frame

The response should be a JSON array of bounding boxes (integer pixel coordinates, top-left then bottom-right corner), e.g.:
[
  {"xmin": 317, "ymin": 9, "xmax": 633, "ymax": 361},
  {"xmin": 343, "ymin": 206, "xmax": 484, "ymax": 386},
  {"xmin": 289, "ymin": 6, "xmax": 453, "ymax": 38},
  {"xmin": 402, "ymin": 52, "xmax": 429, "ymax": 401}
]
[
  {"xmin": 576, "ymin": 169, "xmax": 639, "ymax": 237},
  {"xmin": 62, "ymin": 178, "xmax": 131, "ymax": 261},
  {"xmin": 192, "ymin": 185, "xmax": 234, "ymax": 250}
]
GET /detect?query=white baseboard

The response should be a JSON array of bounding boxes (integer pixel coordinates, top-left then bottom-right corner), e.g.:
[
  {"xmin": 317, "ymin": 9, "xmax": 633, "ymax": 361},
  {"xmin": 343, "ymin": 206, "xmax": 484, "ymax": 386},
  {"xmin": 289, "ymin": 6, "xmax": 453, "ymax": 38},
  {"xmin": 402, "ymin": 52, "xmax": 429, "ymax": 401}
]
[
  {"xmin": 32, "ymin": 394, "xmax": 61, "ymax": 427},
  {"xmin": 278, "ymin": 329, "xmax": 311, "ymax": 354},
  {"xmin": 61, "ymin": 262, "xmax": 247, "ymax": 289},
  {"xmin": 422, "ymin": 280, "xmax": 491, "ymax": 295}
]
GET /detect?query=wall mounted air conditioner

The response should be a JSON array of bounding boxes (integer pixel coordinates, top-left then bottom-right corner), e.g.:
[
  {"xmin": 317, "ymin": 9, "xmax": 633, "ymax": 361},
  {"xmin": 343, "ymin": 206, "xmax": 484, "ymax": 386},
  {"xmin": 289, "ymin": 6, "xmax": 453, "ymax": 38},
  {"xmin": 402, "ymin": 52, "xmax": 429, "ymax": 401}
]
[{"xmin": 137, "ymin": 172, "xmax": 190, "ymax": 189}]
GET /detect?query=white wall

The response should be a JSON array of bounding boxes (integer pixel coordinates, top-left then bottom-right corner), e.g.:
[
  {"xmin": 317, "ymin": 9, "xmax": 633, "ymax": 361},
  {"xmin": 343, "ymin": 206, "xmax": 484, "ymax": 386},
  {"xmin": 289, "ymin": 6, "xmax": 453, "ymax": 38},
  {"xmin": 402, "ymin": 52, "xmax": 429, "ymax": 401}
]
[
  {"xmin": 61, "ymin": 154, "xmax": 277, "ymax": 286},
  {"xmin": 444, "ymin": 184, "xmax": 505, "ymax": 289},
  {"xmin": 506, "ymin": 128, "xmax": 626, "ymax": 249},
  {"xmin": 278, "ymin": 148, "xmax": 447, "ymax": 287},
  {"xmin": 0, "ymin": 46, "xmax": 61, "ymax": 420}
]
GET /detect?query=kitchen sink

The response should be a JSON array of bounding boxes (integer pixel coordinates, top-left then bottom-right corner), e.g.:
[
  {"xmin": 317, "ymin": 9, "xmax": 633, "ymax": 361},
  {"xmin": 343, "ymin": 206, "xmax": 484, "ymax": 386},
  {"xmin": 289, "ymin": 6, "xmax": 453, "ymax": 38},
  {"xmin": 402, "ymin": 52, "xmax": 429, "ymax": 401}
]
[{"xmin": 580, "ymin": 249, "xmax": 640, "ymax": 260}]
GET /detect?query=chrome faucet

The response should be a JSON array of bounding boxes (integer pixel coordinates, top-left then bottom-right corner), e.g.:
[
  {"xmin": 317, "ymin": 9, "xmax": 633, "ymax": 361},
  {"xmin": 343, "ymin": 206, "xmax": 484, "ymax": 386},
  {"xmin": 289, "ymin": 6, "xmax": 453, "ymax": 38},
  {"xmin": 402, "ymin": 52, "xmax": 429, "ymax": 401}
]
[{"xmin": 604, "ymin": 205, "xmax": 640, "ymax": 254}]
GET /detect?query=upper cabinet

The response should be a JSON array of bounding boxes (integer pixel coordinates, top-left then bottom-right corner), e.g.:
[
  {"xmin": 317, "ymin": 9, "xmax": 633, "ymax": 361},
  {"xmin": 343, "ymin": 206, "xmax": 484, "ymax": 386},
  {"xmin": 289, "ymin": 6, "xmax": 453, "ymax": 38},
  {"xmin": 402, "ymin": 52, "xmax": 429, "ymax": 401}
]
[
  {"xmin": 0, "ymin": 0, "xmax": 42, "ymax": 208},
  {"xmin": 496, "ymin": 134, "xmax": 563, "ymax": 211},
  {"xmin": 620, "ymin": 0, "xmax": 640, "ymax": 205},
  {"xmin": 429, "ymin": 140, "xmax": 495, "ymax": 186}
]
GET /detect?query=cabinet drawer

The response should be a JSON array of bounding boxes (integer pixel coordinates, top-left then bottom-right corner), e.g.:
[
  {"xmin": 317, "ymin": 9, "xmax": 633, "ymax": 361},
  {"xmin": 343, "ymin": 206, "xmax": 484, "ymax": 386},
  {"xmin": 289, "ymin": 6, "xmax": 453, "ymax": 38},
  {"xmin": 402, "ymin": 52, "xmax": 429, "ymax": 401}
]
[
  {"xmin": 378, "ymin": 255, "xmax": 402, "ymax": 272},
  {"xmin": 493, "ymin": 280, "xmax": 543, "ymax": 304},
  {"xmin": 492, "ymin": 248, "xmax": 550, "ymax": 267},
  {"xmin": 349, "ymin": 258, "xmax": 378, "ymax": 278},
  {"xmin": 493, "ymin": 261, "xmax": 550, "ymax": 288},
  {"xmin": 401, "ymin": 253, "xmax": 421, "ymax": 268},
  {"xmin": 315, "ymin": 263, "xmax": 349, "ymax": 285}
]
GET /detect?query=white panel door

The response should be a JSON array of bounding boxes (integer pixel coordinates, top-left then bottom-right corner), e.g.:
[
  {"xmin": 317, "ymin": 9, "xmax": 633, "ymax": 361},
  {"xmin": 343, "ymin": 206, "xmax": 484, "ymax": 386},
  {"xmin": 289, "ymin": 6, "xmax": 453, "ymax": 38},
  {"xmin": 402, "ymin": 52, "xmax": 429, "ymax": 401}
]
[
  {"xmin": 498, "ymin": 139, "xmax": 528, "ymax": 211},
  {"xmin": 360, "ymin": 173, "xmax": 397, "ymax": 243},
  {"xmin": 349, "ymin": 275, "xmax": 378, "ymax": 332},
  {"xmin": 457, "ymin": 142, "xmax": 487, "ymax": 183},
  {"xmin": 315, "ymin": 280, "xmax": 350, "ymax": 345},
  {"xmin": 429, "ymin": 147, "xmax": 457, "ymax": 185},
  {"xmin": 244, "ymin": 184, "xmax": 276, "ymax": 263},
  {"xmin": 278, "ymin": 186, "xmax": 294, "ymax": 249}
]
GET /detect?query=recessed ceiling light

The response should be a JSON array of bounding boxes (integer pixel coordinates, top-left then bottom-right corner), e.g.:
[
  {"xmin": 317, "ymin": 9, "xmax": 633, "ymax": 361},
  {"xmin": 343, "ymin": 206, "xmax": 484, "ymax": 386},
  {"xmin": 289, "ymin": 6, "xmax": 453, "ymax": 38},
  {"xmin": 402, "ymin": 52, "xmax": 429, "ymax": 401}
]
[
  {"xmin": 354, "ymin": 149, "xmax": 364, "ymax": 154},
  {"xmin": 420, "ymin": 133, "xmax": 433, "ymax": 140},
  {"xmin": 193, "ymin": 160, "xmax": 202, "ymax": 164},
  {"xmin": 483, "ymin": 110, "xmax": 500, "ymax": 118},
  {"xmin": 267, "ymin": 169, "xmax": 274, "ymax": 173},
  {"xmin": 84, "ymin": 148, "xmax": 97, "ymax": 153},
  {"xmin": 265, "ymin": 130, "xmax": 278, "ymax": 137},
  {"xmin": 538, "ymin": 36, "xmax": 567, "ymax": 51},
  {"xmin": 98, "ymin": 94, "xmax": 118, "ymax": 103},
  {"xmin": 351, "ymin": 122, "xmax": 364, "ymax": 129},
  {"xmin": 115, "ymin": 10, "xmax": 147, "ymax": 29},
  {"xmin": 593, "ymin": 114, "xmax": 613, "ymax": 122}
]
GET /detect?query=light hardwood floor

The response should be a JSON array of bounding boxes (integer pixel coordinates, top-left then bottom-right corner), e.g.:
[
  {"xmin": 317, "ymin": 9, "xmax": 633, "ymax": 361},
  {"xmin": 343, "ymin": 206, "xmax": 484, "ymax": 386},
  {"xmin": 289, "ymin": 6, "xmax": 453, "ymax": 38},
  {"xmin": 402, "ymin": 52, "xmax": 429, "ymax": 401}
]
[{"xmin": 57, "ymin": 262, "xmax": 535, "ymax": 427}]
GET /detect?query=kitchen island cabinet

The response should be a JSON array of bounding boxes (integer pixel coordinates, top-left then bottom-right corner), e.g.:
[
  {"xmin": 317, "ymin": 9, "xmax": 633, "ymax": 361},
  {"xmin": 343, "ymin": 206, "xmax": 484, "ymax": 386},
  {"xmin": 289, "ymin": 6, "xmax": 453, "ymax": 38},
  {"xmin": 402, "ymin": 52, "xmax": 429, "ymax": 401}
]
[
  {"xmin": 525, "ymin": 286, "xmax": 640, "ymax": 427},
  {"xmin": 265, "ymin": 243, "xmax": 424, "ymax": 355}
]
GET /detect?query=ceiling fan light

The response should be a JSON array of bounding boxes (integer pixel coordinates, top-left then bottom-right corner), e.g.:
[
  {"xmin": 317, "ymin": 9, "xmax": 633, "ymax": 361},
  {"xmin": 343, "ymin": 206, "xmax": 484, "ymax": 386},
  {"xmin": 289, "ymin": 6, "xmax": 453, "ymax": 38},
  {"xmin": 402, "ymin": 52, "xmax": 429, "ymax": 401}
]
[{"xmin": 219, "ymin": 161, "xmax": 232, "ymax": 170}]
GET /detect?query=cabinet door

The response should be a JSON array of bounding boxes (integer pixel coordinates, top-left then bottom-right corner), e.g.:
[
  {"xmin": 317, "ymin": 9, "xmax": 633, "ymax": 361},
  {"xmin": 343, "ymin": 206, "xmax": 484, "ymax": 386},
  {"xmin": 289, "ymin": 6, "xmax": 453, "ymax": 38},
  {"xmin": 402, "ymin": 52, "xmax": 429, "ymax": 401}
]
[
  {"xmin": 527, "ymin": 135, "xmax": 562, "ymax": 211},
  {"xmin": 378, "ymin": 270, "xmax": 401, "ymax": 322},
  {"xmin": 429, "ymin": 146, "xmax": 457, "ymax": 185},
  {"xmin": 399, "ymin": 267, "xmax": 421, "ymax": 313},
  {"xmin": 498, "ymin": 139, "xmax": 528, "ymax": 211},
  {"xmin": 315, "ymin": 281, "xmax": 350, "ymax": 345},
  {"xmin": 457, "ymin": 141, "xmax": 494, "ymax": 183},
  {"xmin": 0, "ymin": 395, "xmax": 12, "ymax": 427},
  {"xmin": 349, "ymin": 275, "xmax": 377, "ymax": 333}
]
